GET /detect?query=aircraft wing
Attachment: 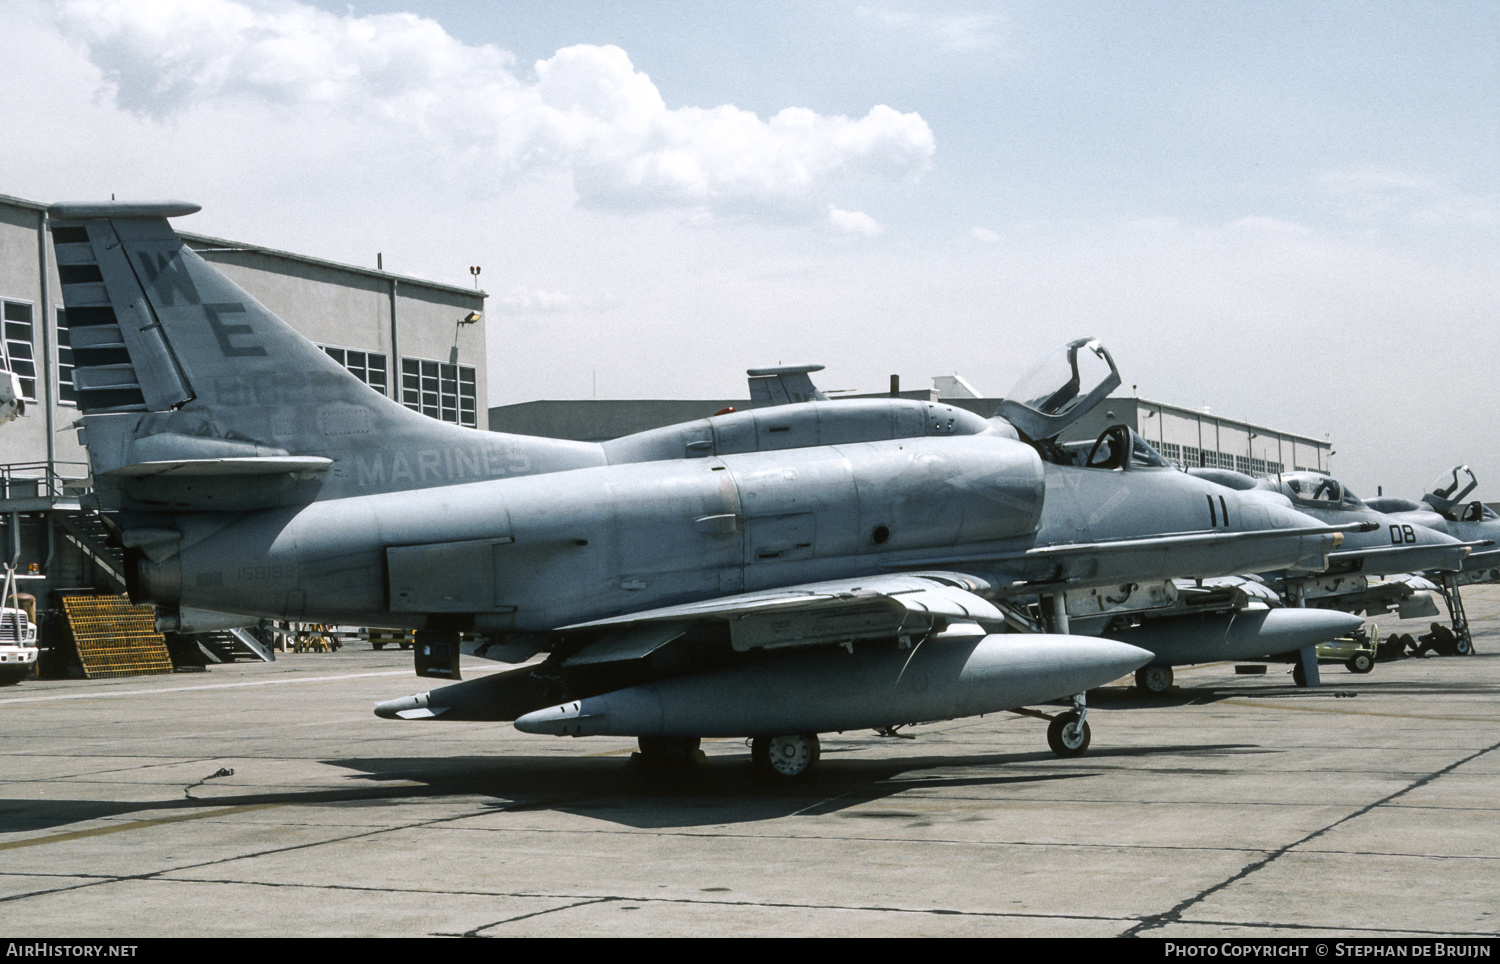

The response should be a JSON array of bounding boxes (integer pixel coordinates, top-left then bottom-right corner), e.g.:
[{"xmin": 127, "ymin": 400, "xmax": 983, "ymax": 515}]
[
  {"xmin": 1463, "ymin": 547, "xmax": 1500, "ymax": 571},
  {"xmin": 557, "ymin": 571, "xmax": 1006, "ymax": 661},
  {"xmin": 874, "ymin": 521, "xmax": 1377, "ymax": 585},
  {"xmin": 1324, "ymin": 540, "xmax": 1480, "ymax": 572},
  {"xmin": 551, "ymin": 523, "xmax": 1376, "ymax": 664}
]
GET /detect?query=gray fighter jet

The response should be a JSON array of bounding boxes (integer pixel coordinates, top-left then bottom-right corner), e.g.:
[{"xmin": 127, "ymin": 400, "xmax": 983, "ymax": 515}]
[
  {"xmin": 1366, "ymin": 466, "xmax": 1500, "ymax": 583},
  {"xmin": 1363, "ymin": 466, "xmax": 1500, "ymax": 655},
  {"xmin": 1105, "ymin": 467, "xmax": 1471, "ymax": 692},
  {"xmin": 48, "ymin": 202, "xmax": 1366, "ymax": 776}
]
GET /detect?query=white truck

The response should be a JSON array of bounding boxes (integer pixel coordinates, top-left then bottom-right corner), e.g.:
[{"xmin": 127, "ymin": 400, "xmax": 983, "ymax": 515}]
[{"xmin": 0, "ymin": 568, "xmax": 39, "ymax": 685}]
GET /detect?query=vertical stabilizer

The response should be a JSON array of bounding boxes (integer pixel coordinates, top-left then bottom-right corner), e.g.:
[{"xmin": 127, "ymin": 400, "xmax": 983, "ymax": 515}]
[{"xmin": 48, "ymin": 201, "xmax": 604, "ymax": 505}]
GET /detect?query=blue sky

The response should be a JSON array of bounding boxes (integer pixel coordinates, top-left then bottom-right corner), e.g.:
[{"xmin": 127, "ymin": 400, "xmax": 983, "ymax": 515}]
[{"xmin": 2, "ymin": 0, "xmax": 1497, "ymax": 497}]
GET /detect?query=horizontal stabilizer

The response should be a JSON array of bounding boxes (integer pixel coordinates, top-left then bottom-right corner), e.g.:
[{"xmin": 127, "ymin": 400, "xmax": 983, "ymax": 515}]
[
  {"xmin": 747, "ymin": 364, "xmax": 828, "ymax": 405},
  {"xmin": 107, "ymin": 456, "xmax": 334, "ymax": 477},
  {"xmin": 49, "ymin": 201, "xmax": 200, "ymax": 219}
]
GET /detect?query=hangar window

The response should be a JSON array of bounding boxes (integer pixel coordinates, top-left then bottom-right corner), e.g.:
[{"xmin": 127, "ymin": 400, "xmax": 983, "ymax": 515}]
[
  {"xmin": 321, "ymin": 345, "xmax": 389, "ymax": 397},
  {"xmin": 56, "ymin": 308, "xmax": 75, "ymax": 405},
  {"xmin": 400, "ymin": 356, "xmax": 477, "ymax": 428},
  {"xmin": 1, "ymin": 300, "xmax": 36, "ymax": 402}
]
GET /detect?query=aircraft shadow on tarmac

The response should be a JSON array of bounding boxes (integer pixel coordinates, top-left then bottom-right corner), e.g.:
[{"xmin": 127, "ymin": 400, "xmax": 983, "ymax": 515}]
[
  {"xmin": 1095, "ymin": 673, "xmax": 1497, "ymax": 704},
  {"xmin": 0, "ymin": 741, "xmax": 1266, "ymax": 835}
]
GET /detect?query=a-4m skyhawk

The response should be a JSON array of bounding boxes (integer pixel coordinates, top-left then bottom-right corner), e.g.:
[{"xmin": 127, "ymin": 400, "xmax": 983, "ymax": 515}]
[{"xmin": 49, "ymin": 201, "xmax": 1368, "ymax": 777}]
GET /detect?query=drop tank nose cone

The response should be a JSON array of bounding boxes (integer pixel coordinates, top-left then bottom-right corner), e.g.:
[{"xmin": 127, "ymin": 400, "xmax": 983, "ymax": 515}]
[
  {"xmin": 966, "ymin": 634, "xmax": 1154, "ymax": 695},
  {"xmin": 374, "ymin": 691, "xmax": 433, "ymax": 719},
  {"xmin": 513, "ymin": 702, "xmax": 575, "ymax": 734},
  {"xmin": 1258, "ymin": 607, "xmax": 1364, "ymax": 642},
  {"xmin": 514, "ymin": 700, "xmax": 616, "ymax": 736},
  {"xmin": 1060, "ymin": 636, "xmax": 1154, "ymax": 686}
]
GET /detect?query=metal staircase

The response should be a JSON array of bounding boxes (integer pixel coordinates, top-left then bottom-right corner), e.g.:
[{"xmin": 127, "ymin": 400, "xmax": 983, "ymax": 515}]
[
  {"xmin": 53, "ymin": 511, "xmax": 128, "ymax": 594},
  {"xmin": 195, "ymin": 627, "xmax": 275, "ymax": 663}
]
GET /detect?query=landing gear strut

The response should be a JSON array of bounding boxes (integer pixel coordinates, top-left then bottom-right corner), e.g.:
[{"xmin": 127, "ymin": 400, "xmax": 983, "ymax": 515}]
[{"xmin": 635, "ymin": 736, "xmax": 704, "ymax": 769}]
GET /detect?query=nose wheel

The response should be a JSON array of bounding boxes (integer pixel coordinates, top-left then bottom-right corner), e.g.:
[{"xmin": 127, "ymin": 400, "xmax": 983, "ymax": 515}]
[
  {"xmin": 1046, "ymin": 693, "xmax": 1092, "ymax": 757},
  {"xmin": 752, "ymin": 733, "xmax": 821, "ymax": 778},
  {"xmin": 1047, "ymin": 711, "xmax": 1091, "ymax": 757}
]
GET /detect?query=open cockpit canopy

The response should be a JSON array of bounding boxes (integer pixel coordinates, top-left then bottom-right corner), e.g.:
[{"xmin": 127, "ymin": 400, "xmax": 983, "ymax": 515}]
[
  {"xmin": 1424, "ymin": 466, "xmax": 1478, "ymax": 512},
  {"xmin": 996, "ymin": 337, "xmax": 1121, "ymax": 441}
]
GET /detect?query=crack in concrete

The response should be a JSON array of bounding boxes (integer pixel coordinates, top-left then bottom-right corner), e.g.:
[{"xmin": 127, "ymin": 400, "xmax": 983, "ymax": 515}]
[
  {"xmin": 457, "ymin": 897, "xmax": 618, "ymax": 936},
  {"xmin": 1120, "ymin": 737, "xmax": 1500, "ymax": 938}
]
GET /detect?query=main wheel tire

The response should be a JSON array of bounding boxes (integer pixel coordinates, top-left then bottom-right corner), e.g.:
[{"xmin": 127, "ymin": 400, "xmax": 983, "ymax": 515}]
[
  {"xmin": 1135, "ymin": 665, "xmax": 1173, "ymax": 695},
  {"xmin": 1455, "ymin": 636, "xmax": 1474, "ymax": 656},
  {"xmin": 1346, "ymin": 652, "xmax": 1374, "ymax": 674},
  {"xmin": 1047, "ymin": 712, "xmax": 1091, "ymax": 757},
  {"xmin": 1292, "ymin": 662, "xmax": 1308, "ymax": 687},
  {"xmin": 753, "ymin": 734, "xmax": 820, "ymax": 778}
]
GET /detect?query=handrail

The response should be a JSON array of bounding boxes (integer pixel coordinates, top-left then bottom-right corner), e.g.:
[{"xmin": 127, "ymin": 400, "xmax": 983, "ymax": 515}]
[{"xmin": 0, "ymin": 460, "xmax": 91, "ymax": 500}]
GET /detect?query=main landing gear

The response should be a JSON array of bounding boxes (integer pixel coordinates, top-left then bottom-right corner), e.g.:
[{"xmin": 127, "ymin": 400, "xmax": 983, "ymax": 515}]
[
  {"xmin": 634, "ymin": 736, "xmax": 705, "ymax": 770},
  {"xmin": 752, "ymin": 734, "xmax": 821, "ymax": 778},
  {"xmin": 1134, "ymin": 664, "xmax": 1174, "ymax": 695}
]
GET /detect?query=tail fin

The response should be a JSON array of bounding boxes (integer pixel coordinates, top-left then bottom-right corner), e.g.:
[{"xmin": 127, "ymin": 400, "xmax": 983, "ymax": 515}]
[{"xmin": 49, "ymin": 201, "xmax": 602, "ymax": 507}]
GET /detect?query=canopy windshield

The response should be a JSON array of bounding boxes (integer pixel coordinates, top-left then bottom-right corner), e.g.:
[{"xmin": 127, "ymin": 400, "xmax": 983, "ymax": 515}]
[
  {"xmin": 1282, "ymin": 472, "xmax": 1365, "ymax": 509},
  {"xmin": 996, "ymin": 338, "xmax": 1121, "ymax": 441},
  {"xmin": 1424, "ymin": 465, "xmax": 1478, "ymax": 510}
]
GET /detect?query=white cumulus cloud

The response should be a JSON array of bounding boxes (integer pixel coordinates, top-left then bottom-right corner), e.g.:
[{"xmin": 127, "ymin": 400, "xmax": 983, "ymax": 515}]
[
  {"xmin": 56, "ymin": 0, "xmax": 935, "ymax": 219},
  {"xmin": 492, "ymin": 286, "xmax": 575, "ymax": 315},
  {"xmin": 829, "ymin": 206, "xmax": 883, "ymax": 236}
]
